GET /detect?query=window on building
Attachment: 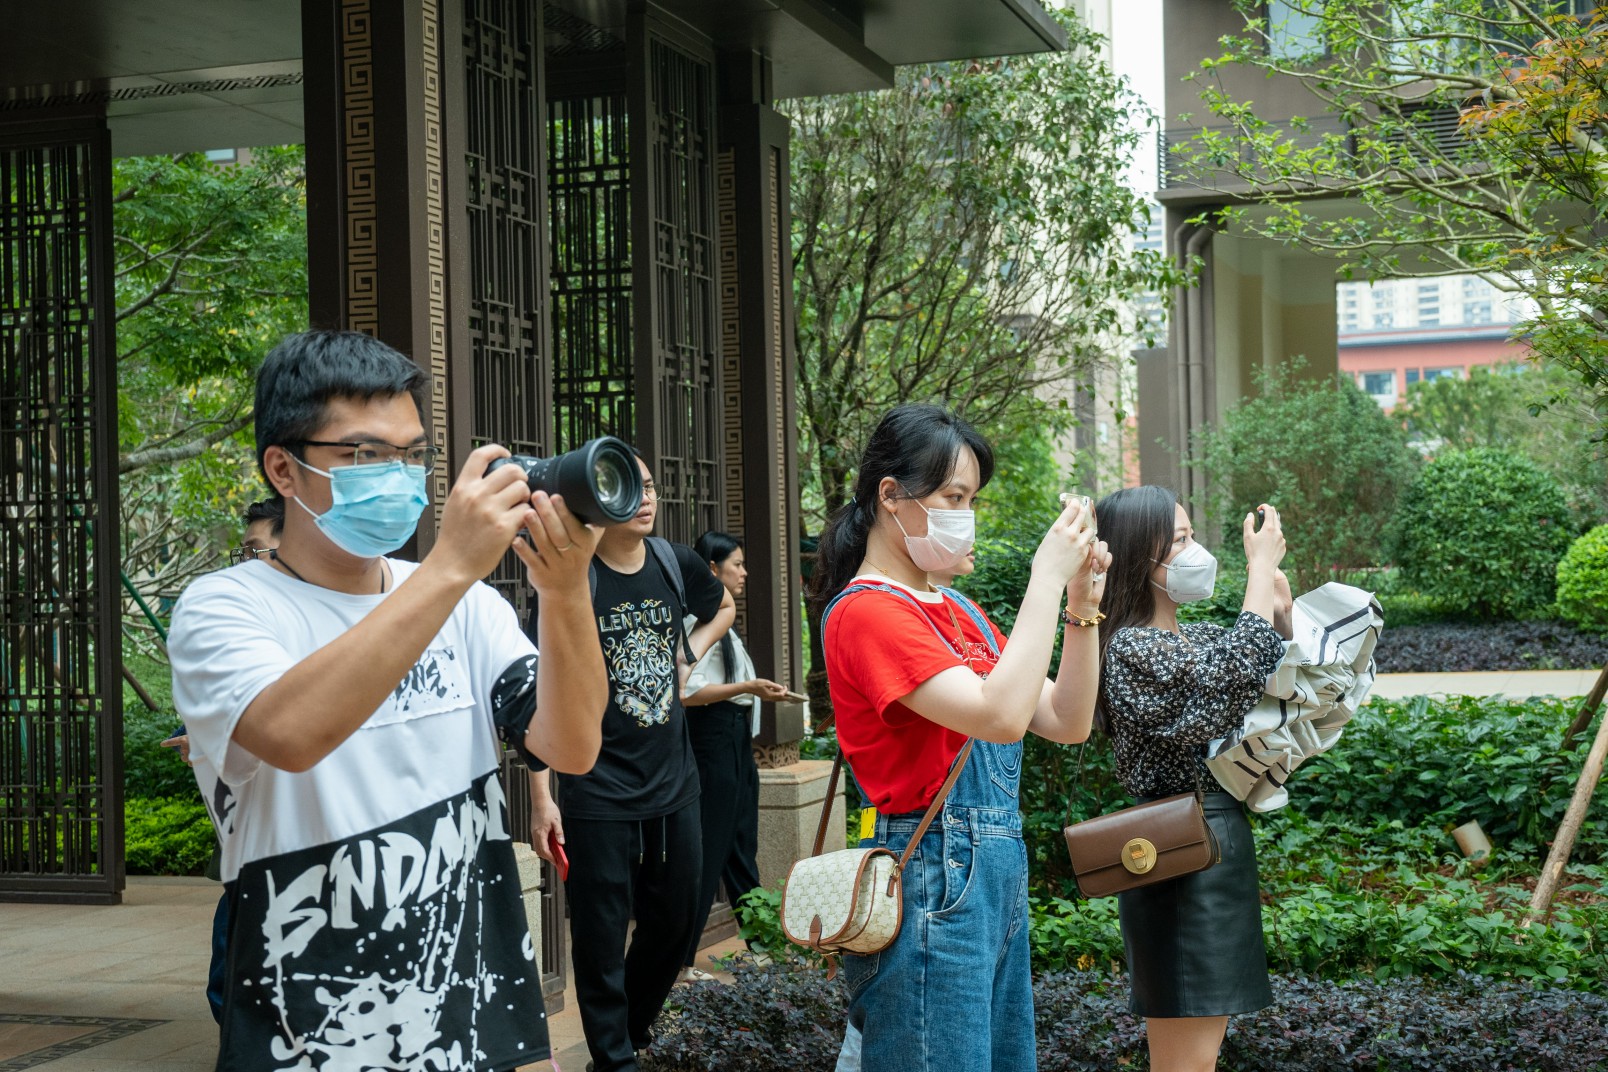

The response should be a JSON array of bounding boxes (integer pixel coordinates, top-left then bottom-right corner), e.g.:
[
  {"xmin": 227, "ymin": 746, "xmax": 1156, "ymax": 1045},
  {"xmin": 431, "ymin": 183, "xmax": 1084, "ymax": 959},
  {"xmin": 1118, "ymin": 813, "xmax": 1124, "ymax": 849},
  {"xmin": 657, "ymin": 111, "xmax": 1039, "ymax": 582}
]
[
  {"xmin": 1420, "ymin": 314, "xmax": 1440, "ymax": 327},
  {"xmin": 1467, "ymin": 301, "xmax": 1493, "ymax": 324},
  {"xmin": 1406, "ymin": 368, "xmax": 1421, "ymax": 385},
  {"xmin": 1266, "ymin": 0, "xmax": 1325, "ymax": 59},
  {"xmin": 1372, "ymin": 310, "xmax": 1395, "ymax": 329},
  {"xmin": 1424, "ymin": 367, "xmax": 1462, "ymax": 382},
  {"xmin": 204, "ymin": 148, "xmax": 238, "ymax": 164},
  {"xmin": 1362, "ymin": 371, "xmax": 1396, "ymax": 396}
]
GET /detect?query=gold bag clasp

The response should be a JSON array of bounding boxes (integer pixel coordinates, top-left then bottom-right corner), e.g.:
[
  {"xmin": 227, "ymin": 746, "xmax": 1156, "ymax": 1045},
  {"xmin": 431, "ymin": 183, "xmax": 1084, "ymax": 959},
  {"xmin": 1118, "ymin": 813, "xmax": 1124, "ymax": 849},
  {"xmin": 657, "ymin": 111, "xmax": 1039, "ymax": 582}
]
[{"xmin": 1121, "ymin": 837, "xmax": 1157, "ymax": 875}]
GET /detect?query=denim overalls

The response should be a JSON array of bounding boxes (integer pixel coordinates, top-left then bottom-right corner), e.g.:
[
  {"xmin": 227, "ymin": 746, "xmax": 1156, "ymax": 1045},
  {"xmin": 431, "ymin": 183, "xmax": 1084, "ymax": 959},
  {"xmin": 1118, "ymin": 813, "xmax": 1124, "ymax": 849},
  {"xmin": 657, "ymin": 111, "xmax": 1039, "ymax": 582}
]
[{"xmin": 824, "ymin": 584, "xmax": 1036, "ymax": 1072}]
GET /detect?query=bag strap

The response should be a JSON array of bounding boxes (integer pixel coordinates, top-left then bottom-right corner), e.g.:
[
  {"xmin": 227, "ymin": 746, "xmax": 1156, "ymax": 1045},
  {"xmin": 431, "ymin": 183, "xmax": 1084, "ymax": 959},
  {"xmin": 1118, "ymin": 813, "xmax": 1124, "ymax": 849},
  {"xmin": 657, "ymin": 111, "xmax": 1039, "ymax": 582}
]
[
  {"xmin": 935, "ymin": 586, "xmax": 1000, "ymax": 657},
  {"xmin": 811, "ymin": 739, "xmax": 975, "ymax": 867}
]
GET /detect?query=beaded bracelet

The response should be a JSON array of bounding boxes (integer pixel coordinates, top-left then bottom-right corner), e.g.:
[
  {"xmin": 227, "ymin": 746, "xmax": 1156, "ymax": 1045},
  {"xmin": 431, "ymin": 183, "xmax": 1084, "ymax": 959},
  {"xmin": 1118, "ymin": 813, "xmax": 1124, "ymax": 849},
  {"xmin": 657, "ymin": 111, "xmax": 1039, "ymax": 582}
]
[{"xmin": 1060, "ymin": 608, "xmax": 1106, "ymax": 629}]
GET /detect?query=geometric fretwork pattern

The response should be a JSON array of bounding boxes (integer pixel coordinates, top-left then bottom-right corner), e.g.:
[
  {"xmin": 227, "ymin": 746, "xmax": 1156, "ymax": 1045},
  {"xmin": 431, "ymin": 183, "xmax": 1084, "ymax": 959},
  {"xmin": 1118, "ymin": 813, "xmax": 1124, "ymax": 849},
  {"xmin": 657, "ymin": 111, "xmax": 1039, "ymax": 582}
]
[
  {"xmin": 464, "ymin": 0, "xmax": 548, "ymax": 621},
  {"xmin": 644, "ymin": 38, "xmax": 720, "ymax": 547},
  {"xmin": 0, "ymin": 126, "xmax": 119, "ymax": 897},
  {"xmin": 547, "ymin": 92, "xmax": 633, "ymax": 452}
]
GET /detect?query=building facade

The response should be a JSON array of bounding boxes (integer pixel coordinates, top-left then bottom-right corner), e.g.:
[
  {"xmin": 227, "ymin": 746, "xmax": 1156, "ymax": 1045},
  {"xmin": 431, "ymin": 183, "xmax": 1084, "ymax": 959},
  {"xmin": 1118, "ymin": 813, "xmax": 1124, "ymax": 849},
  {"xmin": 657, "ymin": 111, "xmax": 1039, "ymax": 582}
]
[{"xmin": 0, "ymin": 0, "xmax": 1065, "ymax": 914}]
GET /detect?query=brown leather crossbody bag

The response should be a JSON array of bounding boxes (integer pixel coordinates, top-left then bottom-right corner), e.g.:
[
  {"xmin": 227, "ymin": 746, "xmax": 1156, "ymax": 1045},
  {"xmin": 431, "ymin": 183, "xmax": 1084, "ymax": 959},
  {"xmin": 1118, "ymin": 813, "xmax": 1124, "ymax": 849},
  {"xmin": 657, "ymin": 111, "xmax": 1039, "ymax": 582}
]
[{"xmin": 1062, "ymin": 786, "xmax": 1220, "ymax": 898}]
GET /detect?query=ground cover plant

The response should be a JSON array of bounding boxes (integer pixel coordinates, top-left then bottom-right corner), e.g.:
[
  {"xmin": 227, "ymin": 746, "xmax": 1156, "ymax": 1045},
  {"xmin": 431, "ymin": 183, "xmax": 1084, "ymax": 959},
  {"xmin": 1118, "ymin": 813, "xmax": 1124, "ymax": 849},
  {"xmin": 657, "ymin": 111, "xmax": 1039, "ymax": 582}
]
[
  {"xmin": 644, "ymin": 963, "xmax": 1608, "ymax": 1071},
  {"xmin": 1373, "ymin": 619, "xmax": 1608, "ymax": 672}
]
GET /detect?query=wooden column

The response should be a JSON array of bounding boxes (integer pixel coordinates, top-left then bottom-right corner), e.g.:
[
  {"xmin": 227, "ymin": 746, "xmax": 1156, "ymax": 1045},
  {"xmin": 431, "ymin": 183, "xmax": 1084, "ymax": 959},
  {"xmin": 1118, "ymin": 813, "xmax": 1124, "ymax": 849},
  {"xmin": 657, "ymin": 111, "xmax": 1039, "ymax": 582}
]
[{"xmin": 716, "ymin": 50, "xmax": 805, "ymax": 762}]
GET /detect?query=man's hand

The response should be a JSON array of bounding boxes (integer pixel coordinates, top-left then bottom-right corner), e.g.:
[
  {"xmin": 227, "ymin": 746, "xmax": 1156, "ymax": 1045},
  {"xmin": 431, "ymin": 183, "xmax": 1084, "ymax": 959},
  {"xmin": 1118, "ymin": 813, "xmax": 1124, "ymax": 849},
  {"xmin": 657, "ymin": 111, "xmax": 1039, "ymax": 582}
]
[
  {"xmin": 159, "ymin": 734, "xmax": 193, "ymax": 766},
  {"xmin": 529, "ymin": 784, "xmax": 565, "ymax": 865},
  {"xmin": 433, "ymin": 444, "xmax": 543, "ymax": 584},
  {"xmin": 513, "ymin": 492, "xmax": 604, "ymax": 596}
]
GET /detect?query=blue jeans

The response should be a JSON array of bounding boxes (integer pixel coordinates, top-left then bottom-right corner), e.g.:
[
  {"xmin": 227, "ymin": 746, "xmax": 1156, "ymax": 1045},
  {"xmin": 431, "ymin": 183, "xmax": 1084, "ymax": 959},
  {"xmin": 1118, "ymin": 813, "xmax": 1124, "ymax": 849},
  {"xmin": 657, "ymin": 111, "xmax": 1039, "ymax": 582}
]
[
  {"xmin": 840, "ymin": 739, "xmax": 1034, "ymax": 1072},
  {"xmin": 208, "ymin": 890, "xmax": 229, "ymax": 1024}
]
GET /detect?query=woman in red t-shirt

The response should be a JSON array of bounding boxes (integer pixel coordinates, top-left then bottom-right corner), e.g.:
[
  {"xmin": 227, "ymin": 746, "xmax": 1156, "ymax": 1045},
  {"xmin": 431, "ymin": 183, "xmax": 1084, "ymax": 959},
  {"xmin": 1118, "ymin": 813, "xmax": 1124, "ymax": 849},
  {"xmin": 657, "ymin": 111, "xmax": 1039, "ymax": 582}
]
[{"xmin": 809, "ymin": 403, "xmax": 1109, "ymax": 1072}]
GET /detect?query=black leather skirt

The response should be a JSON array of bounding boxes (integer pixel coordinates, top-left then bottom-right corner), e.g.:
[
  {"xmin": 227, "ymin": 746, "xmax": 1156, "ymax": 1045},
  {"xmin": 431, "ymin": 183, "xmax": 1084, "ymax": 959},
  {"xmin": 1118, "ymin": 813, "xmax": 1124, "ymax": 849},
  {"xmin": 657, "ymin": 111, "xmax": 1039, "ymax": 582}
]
[{"xmin": 1116, "ymin": 791, "xmax": 1273, "ymax": 1018}]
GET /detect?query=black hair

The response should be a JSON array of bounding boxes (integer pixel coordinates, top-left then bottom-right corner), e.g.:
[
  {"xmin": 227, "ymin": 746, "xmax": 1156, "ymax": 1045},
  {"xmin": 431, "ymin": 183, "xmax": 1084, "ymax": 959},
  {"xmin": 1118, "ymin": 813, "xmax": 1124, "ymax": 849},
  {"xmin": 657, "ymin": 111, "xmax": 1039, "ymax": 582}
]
[
  {"xmin": 1092, "ymin": 485, "xmax": 1179, "ymax": 731},
  {"xmin": 244, "ymin": 497, "xmax": 286, "ymax": 537},
  {"xmin": 253, "ymin": 330, "xmax": 431, "ymax": 484},
  {"xmin": 695, "ymin": 530, "xmax": 743, "ymax": 566},
  {"xmin": 807, "ymin": 404, "xmax": 994, "ymax": 614}
]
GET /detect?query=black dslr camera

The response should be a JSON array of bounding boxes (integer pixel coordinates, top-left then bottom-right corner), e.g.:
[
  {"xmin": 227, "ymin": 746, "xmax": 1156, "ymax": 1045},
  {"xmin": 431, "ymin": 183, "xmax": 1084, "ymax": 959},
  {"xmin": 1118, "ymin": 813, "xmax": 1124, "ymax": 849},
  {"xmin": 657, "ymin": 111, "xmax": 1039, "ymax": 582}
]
[{"xmin": 486, "ymin": 435, "xmax": 643, "ymax": 525}]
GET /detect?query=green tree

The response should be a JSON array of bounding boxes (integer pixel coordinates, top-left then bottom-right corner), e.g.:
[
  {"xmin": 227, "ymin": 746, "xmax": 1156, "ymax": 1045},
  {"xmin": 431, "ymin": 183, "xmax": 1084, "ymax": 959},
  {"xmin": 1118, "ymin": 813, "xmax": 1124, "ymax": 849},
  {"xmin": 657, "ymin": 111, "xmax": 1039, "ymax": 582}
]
[
  {"xmin": 1394, "ymin": 362, "xmax": 1608, "ymax": 524},
  {"xmin": 1196, "ymin": 365, "xmax": 1418, "ymax": 592},
  {"xmin": 1178, "ymin": 1, "xmax": 1608, "ymax": 432},
  {"xmin": 789, "ymin": 12, "xmax": 1180, "ymax": 528},
  {"xmin": 114, "ymin": 148, "xmax": 308, "ymax": 647}
]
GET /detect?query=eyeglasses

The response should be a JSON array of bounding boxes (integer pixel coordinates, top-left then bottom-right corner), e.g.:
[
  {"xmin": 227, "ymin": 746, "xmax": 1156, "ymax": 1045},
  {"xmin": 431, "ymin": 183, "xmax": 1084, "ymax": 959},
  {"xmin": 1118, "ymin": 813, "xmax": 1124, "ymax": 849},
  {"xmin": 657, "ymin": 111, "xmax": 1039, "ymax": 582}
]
[
  {"xmin": 641, "ymin": 481, "xmax": 659, "ymax": 502},
  {"xmin": 228, "ymin": 546, "xmax": 274, "ymax": 566},
  {"xmin": 297, "ymin": 439, "xmax": 442, "ymax": 473}
]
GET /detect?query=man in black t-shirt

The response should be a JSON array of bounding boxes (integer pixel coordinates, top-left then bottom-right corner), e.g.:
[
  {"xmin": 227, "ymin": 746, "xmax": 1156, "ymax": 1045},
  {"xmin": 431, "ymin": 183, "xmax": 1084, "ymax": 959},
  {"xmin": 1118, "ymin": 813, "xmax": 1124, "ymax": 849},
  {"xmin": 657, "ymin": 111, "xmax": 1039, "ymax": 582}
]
[{"xmin": 529, "ymin": 454, "xmax": 734, "ymax": 1072}]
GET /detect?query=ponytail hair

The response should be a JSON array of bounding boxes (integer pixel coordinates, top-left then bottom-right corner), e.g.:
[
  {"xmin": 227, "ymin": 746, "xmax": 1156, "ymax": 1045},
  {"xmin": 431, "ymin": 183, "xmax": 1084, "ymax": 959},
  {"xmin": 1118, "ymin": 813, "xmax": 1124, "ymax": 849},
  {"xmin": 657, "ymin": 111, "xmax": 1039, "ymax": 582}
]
[
  {"xmin": 807, "ymin": 404, "xmax": 994, "ymax": 615},
  {"xmin": 1091, "ymin": 485, "xmax": 1179, "ymax": 732}
]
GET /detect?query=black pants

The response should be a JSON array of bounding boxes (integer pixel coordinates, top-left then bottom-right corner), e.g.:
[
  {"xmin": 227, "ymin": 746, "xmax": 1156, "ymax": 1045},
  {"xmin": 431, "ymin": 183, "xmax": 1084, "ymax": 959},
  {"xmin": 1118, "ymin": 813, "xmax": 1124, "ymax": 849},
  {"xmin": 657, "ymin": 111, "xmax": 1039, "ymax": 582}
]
[
  {"xmin": 565, "ymin": 799, "xmax": 702, "ymax": 1072},
  {"xmin": 685, "ymin": 703, "xmax": 762, "ymax": 965}
]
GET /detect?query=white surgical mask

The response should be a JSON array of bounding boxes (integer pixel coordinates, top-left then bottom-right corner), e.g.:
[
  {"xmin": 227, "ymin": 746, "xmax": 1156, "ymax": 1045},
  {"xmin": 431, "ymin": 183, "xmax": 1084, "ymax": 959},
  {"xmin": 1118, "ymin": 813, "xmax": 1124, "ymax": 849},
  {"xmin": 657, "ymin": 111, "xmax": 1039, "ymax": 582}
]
[
  {"xmin": 894, "ymin": 497, "xmax": 975, "ymax": 573},
  {"xmin": 1153, "ymin": 541, "xmax": 1217, "ymax": 603}
]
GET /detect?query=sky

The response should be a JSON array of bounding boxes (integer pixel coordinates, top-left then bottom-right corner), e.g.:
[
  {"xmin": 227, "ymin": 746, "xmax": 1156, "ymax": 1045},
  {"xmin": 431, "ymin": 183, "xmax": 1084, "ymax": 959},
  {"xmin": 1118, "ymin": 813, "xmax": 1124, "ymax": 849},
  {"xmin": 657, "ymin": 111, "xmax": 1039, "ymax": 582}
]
[{"xmin": 1108, "ymin": 0, "xmax": 1167, "ymax": 199}]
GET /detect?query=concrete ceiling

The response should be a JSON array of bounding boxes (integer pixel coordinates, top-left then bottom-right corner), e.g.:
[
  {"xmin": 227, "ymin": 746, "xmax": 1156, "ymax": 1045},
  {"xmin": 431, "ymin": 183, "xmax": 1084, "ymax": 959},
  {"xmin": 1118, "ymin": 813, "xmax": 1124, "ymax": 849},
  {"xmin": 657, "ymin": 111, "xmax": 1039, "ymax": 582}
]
[{"xmin": 0, "ymin": 0, "xmax": 1063, "ymax": 156}]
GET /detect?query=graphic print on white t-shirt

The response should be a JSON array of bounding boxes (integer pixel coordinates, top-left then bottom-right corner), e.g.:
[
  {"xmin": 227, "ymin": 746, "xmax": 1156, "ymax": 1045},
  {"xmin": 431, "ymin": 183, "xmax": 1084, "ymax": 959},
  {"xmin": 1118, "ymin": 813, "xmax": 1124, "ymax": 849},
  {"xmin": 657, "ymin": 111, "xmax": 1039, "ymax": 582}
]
[{"xmin": 169, "ymin": 559, "xmax": 550, "ymax": 1071}]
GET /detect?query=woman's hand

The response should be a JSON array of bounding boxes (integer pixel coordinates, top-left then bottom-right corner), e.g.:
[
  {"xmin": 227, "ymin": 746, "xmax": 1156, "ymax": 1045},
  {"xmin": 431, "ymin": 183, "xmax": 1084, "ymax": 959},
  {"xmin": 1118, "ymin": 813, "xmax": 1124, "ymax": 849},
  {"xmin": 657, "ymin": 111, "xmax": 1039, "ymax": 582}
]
[
  {"xmin": 1067, "ymin": 539, "xmax": 1111, "ymax": 618},
  {"xmin": 747, "ymin": 679, "xmax": 791, "ymax": 702},
  {"xmin": 1243, "ymin": 503, "xmax": 1286, "ymax": 577},
  {"xmin": 1032, "ymin": 497, "xmax": 1097, "ymax": 591}
]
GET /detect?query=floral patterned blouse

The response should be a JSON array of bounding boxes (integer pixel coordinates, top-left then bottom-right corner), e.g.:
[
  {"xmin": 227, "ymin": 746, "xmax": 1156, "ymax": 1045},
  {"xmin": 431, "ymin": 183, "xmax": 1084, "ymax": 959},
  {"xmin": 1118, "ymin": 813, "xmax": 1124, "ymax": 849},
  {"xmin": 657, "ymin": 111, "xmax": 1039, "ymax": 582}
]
[{"xmin": 1101, "ymin": 612, "xmax": 1287, "ymax": 798}]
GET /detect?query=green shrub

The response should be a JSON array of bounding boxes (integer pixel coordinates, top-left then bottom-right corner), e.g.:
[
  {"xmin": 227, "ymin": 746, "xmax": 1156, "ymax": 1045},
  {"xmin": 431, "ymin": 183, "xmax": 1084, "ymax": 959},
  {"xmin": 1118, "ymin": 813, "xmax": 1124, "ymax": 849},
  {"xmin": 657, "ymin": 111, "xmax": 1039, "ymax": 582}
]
[
  {"xmin": 1287, "ymin": 695, "xmax": 1608, "ymax": 862},
  {"xmin": 124, "ymin": 796, "xmax": 215, "ymax": 875},
  {"xmin": 122, "ymin": 703, "xmax": 197, "ymax": 801},
  {"xmin": 1558, "ymin": 524, "xmax": 1608, "ymax": 634},
  {"xmin": 1393, "ymin": 447, "xmax": 1574, "ymax": 619},
  {"xmin": 1196, "ymin": 366, "xmax": 1417, "ymax": 593}
]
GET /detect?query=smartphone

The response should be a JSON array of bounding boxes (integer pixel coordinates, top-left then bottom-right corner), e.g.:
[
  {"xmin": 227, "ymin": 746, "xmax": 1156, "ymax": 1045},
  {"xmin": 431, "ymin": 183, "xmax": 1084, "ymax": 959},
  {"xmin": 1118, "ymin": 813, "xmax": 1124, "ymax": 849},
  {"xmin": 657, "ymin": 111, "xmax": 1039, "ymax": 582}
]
[{"xmin": 547, "ymin": 829, "xmax": 570, "ymax": 883}]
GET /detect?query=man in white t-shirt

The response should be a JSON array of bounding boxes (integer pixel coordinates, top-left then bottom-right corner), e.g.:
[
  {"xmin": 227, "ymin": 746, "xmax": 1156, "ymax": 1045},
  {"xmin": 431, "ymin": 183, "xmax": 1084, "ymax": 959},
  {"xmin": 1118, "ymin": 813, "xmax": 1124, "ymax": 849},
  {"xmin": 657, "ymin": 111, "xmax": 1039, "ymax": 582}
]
[{"xmin": 169, "ymin": 329, "xmax": 607, "ymax": 1072}]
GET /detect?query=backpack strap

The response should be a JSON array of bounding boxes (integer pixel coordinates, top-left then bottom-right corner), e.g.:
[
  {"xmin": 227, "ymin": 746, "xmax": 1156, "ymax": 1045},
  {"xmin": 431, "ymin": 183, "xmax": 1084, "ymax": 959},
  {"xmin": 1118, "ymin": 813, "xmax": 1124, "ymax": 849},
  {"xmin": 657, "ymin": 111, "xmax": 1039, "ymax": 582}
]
[{"xmin": 644, "ymin": 537, "xmax": 697, "ymax": 665}]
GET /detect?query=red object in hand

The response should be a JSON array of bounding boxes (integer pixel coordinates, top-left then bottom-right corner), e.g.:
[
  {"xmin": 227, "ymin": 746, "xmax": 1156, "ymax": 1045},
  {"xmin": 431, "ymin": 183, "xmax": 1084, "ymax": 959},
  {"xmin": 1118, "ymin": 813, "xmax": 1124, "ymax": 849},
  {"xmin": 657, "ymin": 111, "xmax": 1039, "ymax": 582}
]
[{"xmin": 548, "ymin": 829, "xmax": 570, "ymax": 883}]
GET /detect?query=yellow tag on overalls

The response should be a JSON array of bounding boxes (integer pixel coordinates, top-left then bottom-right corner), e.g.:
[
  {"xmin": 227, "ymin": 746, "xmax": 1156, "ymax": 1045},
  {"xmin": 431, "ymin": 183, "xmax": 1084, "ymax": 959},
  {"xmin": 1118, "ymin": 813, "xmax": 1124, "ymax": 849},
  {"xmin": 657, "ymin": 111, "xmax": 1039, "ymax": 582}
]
[{"xmin": 859, "ymin": 806, "xmax": 878, "ymax": 841}]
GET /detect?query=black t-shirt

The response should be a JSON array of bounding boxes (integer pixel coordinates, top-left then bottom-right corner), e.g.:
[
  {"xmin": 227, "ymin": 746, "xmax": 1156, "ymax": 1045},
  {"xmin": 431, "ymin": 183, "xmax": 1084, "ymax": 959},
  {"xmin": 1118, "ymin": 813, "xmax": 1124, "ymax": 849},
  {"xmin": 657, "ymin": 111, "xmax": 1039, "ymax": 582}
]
[{"xmin": 556, "ymin": 540, "xmax": 725, "ymax": 821}]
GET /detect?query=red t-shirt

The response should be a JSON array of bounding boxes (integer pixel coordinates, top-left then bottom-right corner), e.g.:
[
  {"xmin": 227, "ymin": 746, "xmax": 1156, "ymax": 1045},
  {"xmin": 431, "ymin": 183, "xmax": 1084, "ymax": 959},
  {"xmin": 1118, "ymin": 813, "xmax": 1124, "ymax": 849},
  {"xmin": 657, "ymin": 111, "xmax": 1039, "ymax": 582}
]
[{"xmin": 823, "ymin": 582, "xmax": 1005, "ymax": 814}]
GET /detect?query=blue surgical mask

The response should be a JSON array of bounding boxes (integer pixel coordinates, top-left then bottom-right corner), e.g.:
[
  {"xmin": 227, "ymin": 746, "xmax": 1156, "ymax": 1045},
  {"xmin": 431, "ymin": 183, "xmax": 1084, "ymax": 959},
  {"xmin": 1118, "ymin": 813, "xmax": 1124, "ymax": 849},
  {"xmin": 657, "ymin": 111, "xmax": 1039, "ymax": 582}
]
[{"xmin": 291, "ymin": 456, "xmax": 429, "ymax": 558}]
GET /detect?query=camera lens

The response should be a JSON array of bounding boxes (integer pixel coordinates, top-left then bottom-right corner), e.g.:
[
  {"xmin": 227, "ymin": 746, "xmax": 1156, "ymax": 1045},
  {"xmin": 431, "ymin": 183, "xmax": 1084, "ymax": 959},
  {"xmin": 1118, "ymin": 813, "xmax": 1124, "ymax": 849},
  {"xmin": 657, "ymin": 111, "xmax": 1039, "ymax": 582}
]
[
  {"xmin": 594, "ymin": 454, "xmax": 626, "ymax": 510},
  {"xmin": 487, "ymin": 435, "xmax": 643, "ymax": 525}
]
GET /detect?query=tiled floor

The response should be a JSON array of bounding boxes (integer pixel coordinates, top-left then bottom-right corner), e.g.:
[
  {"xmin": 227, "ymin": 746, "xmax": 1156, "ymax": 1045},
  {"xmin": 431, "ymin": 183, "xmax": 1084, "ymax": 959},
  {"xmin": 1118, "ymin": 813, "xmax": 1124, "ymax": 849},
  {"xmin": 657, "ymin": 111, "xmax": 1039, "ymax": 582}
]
[{"xmin": 0, "ymin": 877, "xmax": 745, "ymax": 1071}]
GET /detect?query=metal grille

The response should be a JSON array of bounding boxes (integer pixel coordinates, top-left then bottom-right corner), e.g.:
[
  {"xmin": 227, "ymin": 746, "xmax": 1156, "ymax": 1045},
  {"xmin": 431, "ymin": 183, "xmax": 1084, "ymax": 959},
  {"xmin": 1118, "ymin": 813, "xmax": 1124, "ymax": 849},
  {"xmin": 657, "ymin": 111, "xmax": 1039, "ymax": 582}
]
[
  {"xmin": 547, "ymin": 92, "xmax": 634, "ymax": 448},
  {"xmin": 0, "ymin": 120, "xmax": 120, "ymax": 900},
  {"xmin": 463, "ymin": 1, "xmax": 565, "ymax": 997},
  {"xmin": 464, "ymin": 0, "xmax": 549, "ymax": 619},
  {"xmin": 644, "ymin": 38, "xmax": 719, "ymax": 547}
]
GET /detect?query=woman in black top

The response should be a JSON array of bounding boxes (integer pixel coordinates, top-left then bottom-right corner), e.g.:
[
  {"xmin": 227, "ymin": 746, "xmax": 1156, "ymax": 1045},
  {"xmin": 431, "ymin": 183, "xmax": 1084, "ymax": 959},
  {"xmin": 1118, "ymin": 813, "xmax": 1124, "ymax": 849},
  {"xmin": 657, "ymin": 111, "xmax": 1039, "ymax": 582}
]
[{"xmin": 1092, "ymin": 486, "xmax": 1292, "ymax": 1072}]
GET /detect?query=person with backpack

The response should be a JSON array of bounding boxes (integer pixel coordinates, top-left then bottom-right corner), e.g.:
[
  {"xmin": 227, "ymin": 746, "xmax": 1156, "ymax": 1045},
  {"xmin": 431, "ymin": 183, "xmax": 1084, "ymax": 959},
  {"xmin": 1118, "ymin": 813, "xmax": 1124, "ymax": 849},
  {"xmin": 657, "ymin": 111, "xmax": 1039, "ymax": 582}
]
[
  {"xmin": 809, "ymin": 404, "xmax": 1109, "ymax": 1072},
  {"xmin": 527, "ymin": 452, "xmax": 734, "ymax": 1072}
]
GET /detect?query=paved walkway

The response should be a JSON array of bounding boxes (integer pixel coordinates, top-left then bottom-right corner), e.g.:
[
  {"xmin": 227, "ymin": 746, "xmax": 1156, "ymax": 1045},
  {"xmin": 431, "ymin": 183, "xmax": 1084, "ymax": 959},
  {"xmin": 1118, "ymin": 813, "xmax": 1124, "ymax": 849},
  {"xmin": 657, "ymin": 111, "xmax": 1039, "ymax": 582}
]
[
  {"xmin": 0, "ymin": 877, "xmax": 745, "ymax": 1071},
  {"xmin": 1370, "ymin": 668, "xmax": 1601, "ymax": 701}
]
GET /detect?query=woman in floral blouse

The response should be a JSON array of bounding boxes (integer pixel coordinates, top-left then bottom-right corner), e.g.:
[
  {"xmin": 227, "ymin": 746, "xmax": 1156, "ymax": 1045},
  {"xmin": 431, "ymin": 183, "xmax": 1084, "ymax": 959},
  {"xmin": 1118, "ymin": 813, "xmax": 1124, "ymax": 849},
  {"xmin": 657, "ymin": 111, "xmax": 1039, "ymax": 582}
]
[{"xmin": 1092, "ymin": 486, "xmax": 1293, "ymax": 1072}]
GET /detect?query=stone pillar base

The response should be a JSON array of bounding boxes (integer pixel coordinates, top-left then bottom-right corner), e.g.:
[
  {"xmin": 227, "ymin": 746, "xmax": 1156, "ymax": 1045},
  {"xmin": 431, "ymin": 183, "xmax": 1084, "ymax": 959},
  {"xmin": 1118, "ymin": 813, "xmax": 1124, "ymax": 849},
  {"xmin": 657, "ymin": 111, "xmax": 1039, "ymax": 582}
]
[
  {"xmin": 756, "ymin": 759, "xmax": 847, "ymax": 891},
  {"xmin": 511, "ymin": 841, "xmax": 546, "ymax": 989}
]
